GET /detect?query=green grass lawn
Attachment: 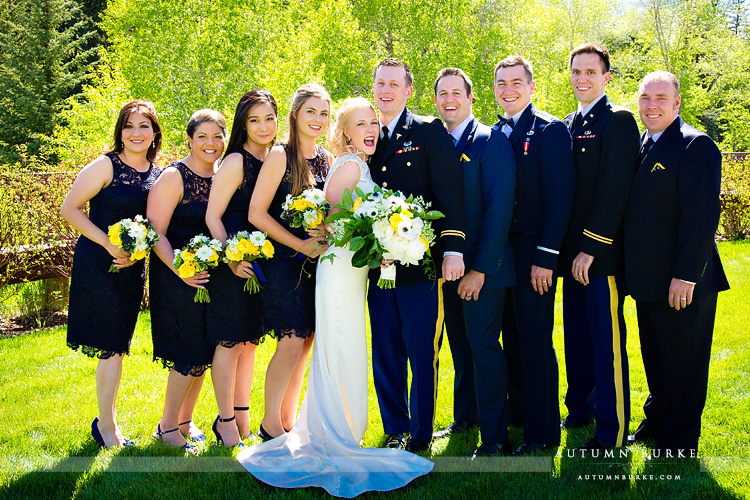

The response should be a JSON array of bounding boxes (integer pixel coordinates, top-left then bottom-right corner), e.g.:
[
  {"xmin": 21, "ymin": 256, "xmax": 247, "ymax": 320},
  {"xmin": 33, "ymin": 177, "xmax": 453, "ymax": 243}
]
[{"xmin": 1, "ymin": 241, "xmax": 749, "ymax": 499}]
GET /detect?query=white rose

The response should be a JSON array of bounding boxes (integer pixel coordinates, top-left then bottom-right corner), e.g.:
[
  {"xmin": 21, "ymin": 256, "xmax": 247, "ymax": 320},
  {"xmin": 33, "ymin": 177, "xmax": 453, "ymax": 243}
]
[
  {"xmin": 382, "ymin": 235, "xmax": 408, "ymax": 261},
  {"xmin": 372, "ymin": 219, "xmax": 392, "ymax": 240},
  {"xmin": 403, "ymin": 238, "xmax": 426, "ymax": 266}
]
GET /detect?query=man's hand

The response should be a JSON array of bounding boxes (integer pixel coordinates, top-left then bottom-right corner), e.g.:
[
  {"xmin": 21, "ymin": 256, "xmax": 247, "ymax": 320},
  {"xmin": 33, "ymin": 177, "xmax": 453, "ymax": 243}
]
[
  {"xmin": 457, "ymin": 270, "xmax": 484, "ymax": 301},
  {"xmin": 530, "ymin": 265, "xmax": 553, "ymax": 295},
  {"xmin": 442, "ymin": 254, "xmax": 465, "ymax": 282},
  {"xmin": 669, "ymin": 278, "xmax": 695, "ymax": 310},
  {"xmin": 571, "ymin": 252, "xmax": 595, "ymax": 286}
]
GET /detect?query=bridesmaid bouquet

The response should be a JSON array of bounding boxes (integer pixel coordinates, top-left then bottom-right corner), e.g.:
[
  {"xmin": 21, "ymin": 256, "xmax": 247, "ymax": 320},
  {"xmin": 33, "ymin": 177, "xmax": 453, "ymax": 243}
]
[
  {"xmin": 173, "ymin": 234, "xmax": 222, "ymax": 303},
  {"xmin": 281, "ymin": 188, "xmax": 330, "ymax": 230},
  {"xmin": 107, "ymin": 215, "xmax": 159, "ymax": 273},
  {"xmin": 326, "ymin": 186, "xmax": 444, "ymax": 288},
  {"xmin": 223, "ymin": 231, "xmax": 275, "ymax": 293}
]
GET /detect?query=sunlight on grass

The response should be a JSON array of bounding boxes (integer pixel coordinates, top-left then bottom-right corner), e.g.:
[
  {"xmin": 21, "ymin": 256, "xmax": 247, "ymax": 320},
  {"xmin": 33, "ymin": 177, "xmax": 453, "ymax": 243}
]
[{"xmin": 0, "ymin": 241, "xmax": 748, "ymax": 499}]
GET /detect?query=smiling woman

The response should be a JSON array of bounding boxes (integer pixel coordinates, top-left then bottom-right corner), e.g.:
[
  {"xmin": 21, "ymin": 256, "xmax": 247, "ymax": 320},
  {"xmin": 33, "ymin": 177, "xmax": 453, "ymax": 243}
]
[{"xmin": 146, "ymin": 109, "xmax": 227, "ymax": 452}]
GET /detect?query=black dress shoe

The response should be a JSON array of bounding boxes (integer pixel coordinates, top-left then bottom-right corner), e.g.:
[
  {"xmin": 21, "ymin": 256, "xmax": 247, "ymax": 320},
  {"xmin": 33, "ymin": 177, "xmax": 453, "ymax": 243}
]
[
  {"xmin": 575, "ymin": 437, "xmax": 613, "ymax": 451},
  {"xmin": 405, "ymin": 437, "xmax": 431, "ymax": 453},
  {"xmin": 471, "ymin": 442, "xmax": 509, "ymax": 458},
  {"xmin": 432, "ymin": 421, "xmax": 477, "ymax": 439},
  {"xmin": 513, "ymin": 442, "xmax": 559, "ymax": 455},
  {"xmin": 384, "ymin": 433, "xmax": 406, "ymax": 449},
  {"xmin": 560, "ymin": 417, "xmax": 595, "ymax": 430}
]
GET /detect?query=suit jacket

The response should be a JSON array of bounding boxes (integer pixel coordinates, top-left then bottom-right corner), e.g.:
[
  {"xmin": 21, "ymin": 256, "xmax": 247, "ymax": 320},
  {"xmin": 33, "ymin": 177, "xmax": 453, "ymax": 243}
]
[
  {"xmin": 496, "ymin": 103, "xmax": 574, "ymax": 271},
  {"xmin": 560, "ymin": 95, "xmax": 640, "ymax": 277},
  {"xmin": 455, "ymin": 116, "xmax": 516, "ymax": 288},
  {"xmin": 370, "ymin": 108, "xmax": 467, "ymax": 286},
  {"xmin": 624, "ymin": 117, "xmax": 729, "ymax": 302}
]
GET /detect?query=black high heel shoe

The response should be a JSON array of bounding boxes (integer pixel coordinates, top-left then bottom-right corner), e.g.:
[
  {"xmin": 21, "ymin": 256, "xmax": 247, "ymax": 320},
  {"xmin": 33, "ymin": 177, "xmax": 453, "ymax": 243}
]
[
  {"xmin": 257, "ymin": 423, "xmax": 279, "ymax": 442},
  {"xmin": 154, "ymin": 423, "xmax": 197, "ymax": 453},
  {"xmin": 91, "ymin": 417, "xmax": 105, "ymax": 447},
  {"xmin": 179, "ymin": 419, "xmax": 206, "ymax": 443},
  {"xmin": 213, "ymin": 415, "xmax": 245, "ymax": 449}
]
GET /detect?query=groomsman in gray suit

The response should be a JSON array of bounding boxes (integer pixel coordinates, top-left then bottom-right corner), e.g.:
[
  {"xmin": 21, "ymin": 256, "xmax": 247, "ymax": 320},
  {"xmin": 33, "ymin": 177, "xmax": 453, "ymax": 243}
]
[{"xmin": 432, "ymin": 67, "xmax": 517, "ymax": 457}]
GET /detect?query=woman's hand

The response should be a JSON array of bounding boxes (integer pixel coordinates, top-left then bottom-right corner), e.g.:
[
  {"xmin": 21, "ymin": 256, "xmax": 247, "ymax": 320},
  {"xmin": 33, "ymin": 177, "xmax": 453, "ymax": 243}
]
[
  {"xmin": 380, "ymin": 258, "xmax": 395, "ymax": 268},
  {"xmin": 306, "ymin": 225, "xmax": 328, "ymax": 238},
  {"xmin": 229, "ymin": 261, "xmax": 256, "ymax": 279},
  {"xmin": 110, "ymin": 254, "xmax": 138, "ymax": 270},
  {"xmin": 179, "ymin": 269, "xmax": 210, "ymax": 289},
  {"xmin": 300, "ymin": 236, "xmax": 329, "ymax": 258},
  {"xmin": 106, "ymin": 242, "xmax": 130, "ymax": 260}
]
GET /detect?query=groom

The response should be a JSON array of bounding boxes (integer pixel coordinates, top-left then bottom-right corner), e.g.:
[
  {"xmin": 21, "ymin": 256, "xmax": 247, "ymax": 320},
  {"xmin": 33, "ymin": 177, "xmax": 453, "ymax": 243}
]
[{"xmin": 368, "ymin": 58, "xmax": 467, "ymax": 452}]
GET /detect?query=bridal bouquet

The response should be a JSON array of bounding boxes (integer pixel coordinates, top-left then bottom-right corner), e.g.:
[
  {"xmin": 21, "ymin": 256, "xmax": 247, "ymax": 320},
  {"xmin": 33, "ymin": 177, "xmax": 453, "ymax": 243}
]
[
  {"xmin": 223, "ymin": 230, "xmax": 275, "ymax": 293},
  {"xmin": 281, "ymin": 188, "xmax": 330, "ymax": 230},
  {"xmin": 107, "ymin": 215, "xmax": 159, "ymax": 272},
  {"xmin": 173, "ymin": 234, "xmax": 222, "ymax": 302},
  {"xmin": 326, "ymin": 186, "xmax": 444, "ymax": 288}
]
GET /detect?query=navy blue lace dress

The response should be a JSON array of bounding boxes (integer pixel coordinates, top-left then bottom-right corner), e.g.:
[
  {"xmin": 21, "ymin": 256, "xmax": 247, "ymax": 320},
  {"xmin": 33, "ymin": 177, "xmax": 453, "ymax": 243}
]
[
  {"xmin": 67, "ymin": 152, "xmax": 159, "ymax": 358},
  {"xmin": 206, "ymin": 150, "xmax": 264, "ymax": 347},
  {"xmin": 260, "ymin": 144, "xmax": 329, "ymax": 339},
  {"xmin": 149, "ymin": 162, "xmax": 215, "ymax": 376}
]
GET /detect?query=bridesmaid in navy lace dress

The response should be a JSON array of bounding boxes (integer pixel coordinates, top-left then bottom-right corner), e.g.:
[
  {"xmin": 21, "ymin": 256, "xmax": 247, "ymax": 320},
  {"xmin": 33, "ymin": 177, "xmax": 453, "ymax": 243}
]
[
  {"xmin": 147, "ymin": 109, "xmax": 227, "ymax": 451},
  {"xmin": 61, "ymin": 100, "xmax": 162, "ymax": 448},
  {"xmin": 205, "ymin": 91, "xmax": 278, "ymax": 447},
  {"xmin": 249, "ymin": 84, "xmax": 333, "ymax": 439}
]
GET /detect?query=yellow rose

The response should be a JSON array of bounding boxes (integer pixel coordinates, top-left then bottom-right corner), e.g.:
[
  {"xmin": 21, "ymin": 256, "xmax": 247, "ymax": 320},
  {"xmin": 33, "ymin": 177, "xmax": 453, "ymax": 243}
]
[
  {"xmin": 237, "ymin": 239, "xmax": 253, "ymax": 255},
  {"xmin": 310, "ymin": 211, "xmax": 323, "ymax": 228},
  {"xmin": 291, "ymin": 198, "xmax": 315, "ymax": 211},
  {"xmin": 208, "ymin": 250, "xmax": 219, "ymax": 262},
  {"xmin": 178, "ymin": 261, "xmax": 196, "ymax": 278},
  {"xmin": 108, "ymin": 223, "xmax": 122, "ymax": 247},
  {"xmin": 401, "ymin": 209, "xmax": 413, "ymax": 219},
  {"xmin": 351, "ymin": 198, "xmax": 363, "ymax": 212},
  {"xmin": 181, "ymin": 251, "xmax": 195, "ymax": 262},
  {"xmin": 389, "ymin": 213, "xmax": 403, "ymax": 231},
  {"xmin": 261, "ymin": 240, "xmax": 275, "ymax": 258},
  {"xmin": 131, "ymin": 249, "xmax": 147, "ymax": 261},
  {"xmin": 226, "ymin": 248, "xmax": 243, "ymax": 261}
]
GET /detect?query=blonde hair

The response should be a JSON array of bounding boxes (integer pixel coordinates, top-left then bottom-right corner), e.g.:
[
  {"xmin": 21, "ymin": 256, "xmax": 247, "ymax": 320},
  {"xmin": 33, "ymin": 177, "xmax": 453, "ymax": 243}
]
[
  {"xmin": 287, "ymin": 83, "xmax": 331, "ymax": 196},
  {"xmin": 329, "ymin": 97, "xmax": 378, "ymax": 157}
]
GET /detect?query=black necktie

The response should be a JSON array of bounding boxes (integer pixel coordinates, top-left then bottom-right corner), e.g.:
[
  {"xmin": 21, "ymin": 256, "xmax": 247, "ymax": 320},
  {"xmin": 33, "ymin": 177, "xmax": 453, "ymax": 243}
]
[
  {"xmin": 638, "ymin": 137, "xmax": 654, "ymax": 164},
  {"xmin": 497, "ymin": 115, "xmax": 514, "ymax": 128},
  {"xmin": 380, "ymin": 125, "xmax": 390, "ymax": 149},
  {"xmin": 571, "ymin": 112, "xmax": 583, "ymax": 132}
]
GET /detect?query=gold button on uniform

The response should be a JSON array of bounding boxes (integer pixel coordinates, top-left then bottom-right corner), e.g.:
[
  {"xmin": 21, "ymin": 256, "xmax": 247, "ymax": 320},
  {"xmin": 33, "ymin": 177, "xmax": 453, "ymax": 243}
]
[
  {"xmin": 382, "ymin": 182, "xmax": 388, "ymax": 187},
  {"xmin": 581, "ymin": 148, "xmax": 586, "ymax": 152},
  {"xmin": 406, "ymin": 162, "xmax": 411, "ymax": 166},
  {"xmin": 382, "ymin": 166, "xmax": 387, "ymax": 172}
]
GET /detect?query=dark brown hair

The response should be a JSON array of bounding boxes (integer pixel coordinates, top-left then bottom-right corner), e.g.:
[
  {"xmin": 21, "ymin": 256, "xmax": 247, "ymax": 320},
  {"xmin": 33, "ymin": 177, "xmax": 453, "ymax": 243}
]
[
  {"xmin": 494, "ymin": 55, "xmax": 534, "ymax": 82},
  {"xmin": 569, "ymin": 43, "xmax": 611, "ymax": 73},
  {"xmin": 373, "ymin": 58, "xmax": 414, "ymax": 87},
  {"xmin": 111, "ymin": 100, "xmax": 162, "ymax": 163},
  {"xmin": 225, "ymin": 90, "xmax": 278, "ymax": 157},
  {"xmin": 186, "ymin": 109, "xmax": 227, "ymax": 144},
  {"xmin": 434, "ymin": 67, "xmax": 473, "ymax": 96}
]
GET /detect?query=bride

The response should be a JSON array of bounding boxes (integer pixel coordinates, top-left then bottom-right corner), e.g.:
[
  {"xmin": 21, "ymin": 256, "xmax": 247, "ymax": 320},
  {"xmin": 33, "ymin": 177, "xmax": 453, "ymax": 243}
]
[{"xmin": 237, "ymin": 97, "xmax": 433, "ymax": 497}]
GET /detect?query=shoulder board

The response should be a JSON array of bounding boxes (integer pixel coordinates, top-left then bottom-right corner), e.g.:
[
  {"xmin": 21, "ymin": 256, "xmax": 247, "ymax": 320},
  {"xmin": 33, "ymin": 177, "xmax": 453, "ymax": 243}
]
[
  {"xmin": 422, "ymin": 115, "xmax": 437, "ymax": 123},
  {"xmin": 533, "ymin": 109, "xmax": 559, "ymax": 122},
  {"xmin": 611, "ymin": 104, "xmax": 634, "ymax": 115}
]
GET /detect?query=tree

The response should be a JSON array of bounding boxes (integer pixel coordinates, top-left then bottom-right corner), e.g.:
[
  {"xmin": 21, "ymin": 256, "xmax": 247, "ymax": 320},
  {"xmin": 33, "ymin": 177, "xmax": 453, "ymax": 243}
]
[{"xmin": 0, "ymin": 0, "xmax": 97, "ymax": 165}]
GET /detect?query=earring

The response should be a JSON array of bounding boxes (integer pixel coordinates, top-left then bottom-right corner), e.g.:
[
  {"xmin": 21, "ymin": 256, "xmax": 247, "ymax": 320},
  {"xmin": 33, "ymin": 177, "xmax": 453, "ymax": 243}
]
[
  {"xmin": 151, "ymin": 141, "xmax": 156, "ymax": 149},
  {"xmin": 120, "ymin": 141, "xmax": 124, "ymax": 148},
  {"xmin": 345, "ymin": 136, "xmax": 350, "ymax": 143}
]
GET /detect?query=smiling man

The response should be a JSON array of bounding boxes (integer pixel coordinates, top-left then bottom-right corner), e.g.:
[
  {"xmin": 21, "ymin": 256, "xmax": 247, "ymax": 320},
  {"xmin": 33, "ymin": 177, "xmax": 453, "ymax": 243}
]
[
  {"xmin": 493, "ymin": 55, "xmax": 575, "ymax": 455},
  {"xmin": 559, "ymin": 43, "xmax": 640, "ymax": 451},
  {"xmin": 431, "ymin": 67, "xmax": 516, "ymax": 457},
  {"xmin": 368, "ymin": 58, "xmax": 467, "ymax": 453},
  {"xmin": 625, "ymin": 71, "xmax": 729, "ymax": 455}
]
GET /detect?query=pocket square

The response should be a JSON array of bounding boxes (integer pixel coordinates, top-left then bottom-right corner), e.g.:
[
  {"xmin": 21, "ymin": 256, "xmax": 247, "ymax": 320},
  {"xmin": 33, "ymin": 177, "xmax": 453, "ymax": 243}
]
[
  {"xmin": 460, "ymin": 154, "xmax": 470, "ymax": 162},
  {"xmin": 650, "ymin": 162, "xmax": 665, "ymax": 172}
]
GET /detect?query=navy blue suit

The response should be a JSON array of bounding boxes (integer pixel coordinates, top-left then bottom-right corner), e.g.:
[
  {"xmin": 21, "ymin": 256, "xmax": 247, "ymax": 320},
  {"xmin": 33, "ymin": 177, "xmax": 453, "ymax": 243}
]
[
  {"xmin": 560, "ymin": 96, "xmax": 640, "ymax": 447},
  {"xmin": 368, "ymin": 108, "xmax": 467, "ymax": 442},
  {"xmin": 498, "ymin": 104, "xmax": 574, "ymax": 445},
  {"xmin": 625, "ymin": 117, "xmax": 729, "ymax": 452},
  {"xmin": 443, "ymin": 116, "xmax": 516, "ymax": 445}
]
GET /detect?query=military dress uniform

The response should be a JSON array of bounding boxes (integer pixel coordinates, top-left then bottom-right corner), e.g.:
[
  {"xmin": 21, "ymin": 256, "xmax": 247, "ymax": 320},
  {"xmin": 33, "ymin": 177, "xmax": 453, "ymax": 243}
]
[
  {"xmin": 625, "ymin": 117, "xmax": 729, "ymax": 453},
  {"xmin": 559, "ymin": 95, "xmax": 640, "ymax": 447},
  {"xmin": 498, "ymin": 103, "xmax": 574, "ymax": 447},
  {"xmin": 368, "ymin": 107, "xmax": 466, "ymax": 443}
]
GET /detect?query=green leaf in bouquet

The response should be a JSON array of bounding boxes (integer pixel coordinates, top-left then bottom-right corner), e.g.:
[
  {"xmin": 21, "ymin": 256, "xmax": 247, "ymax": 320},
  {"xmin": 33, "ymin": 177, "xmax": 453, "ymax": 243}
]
[
  {"xmin": 367, "ymin": 254, "xmax": 383, "ymax": 269},
  {"xmin": 354, "ymin": 186, "xmax": 366, "ymax": 199},
  {"xmin": 341, "ymin": 188, "xmax": 353, "ymax": 208},
  {"xmin": 325, "ymin": 211, "xmax": 351, "ymax": 223},
  {"xmin": 351, "ymin": 242, "xmax": 374, "ymax": 268},
  {"xmin": 350, "ymin": 236, "xmax": 367, "ymax": 252},
  {"xmin": 424, "ymin": 210, "xmax": 445, "ymax": 220}
]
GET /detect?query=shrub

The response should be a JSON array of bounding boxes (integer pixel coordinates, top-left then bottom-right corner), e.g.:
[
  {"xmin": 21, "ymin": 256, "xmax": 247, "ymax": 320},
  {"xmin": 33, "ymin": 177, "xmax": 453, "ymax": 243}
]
[{"xmin": 720, "ymin": 155, "xmax": 750, "ymax": 240}]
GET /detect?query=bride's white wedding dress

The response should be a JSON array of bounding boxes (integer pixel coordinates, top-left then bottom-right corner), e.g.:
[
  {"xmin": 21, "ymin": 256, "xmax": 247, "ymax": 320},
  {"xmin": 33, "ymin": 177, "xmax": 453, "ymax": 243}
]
[{"xmin": 236, "ymin": 154, "xmax": 433, "ymax": 498}]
